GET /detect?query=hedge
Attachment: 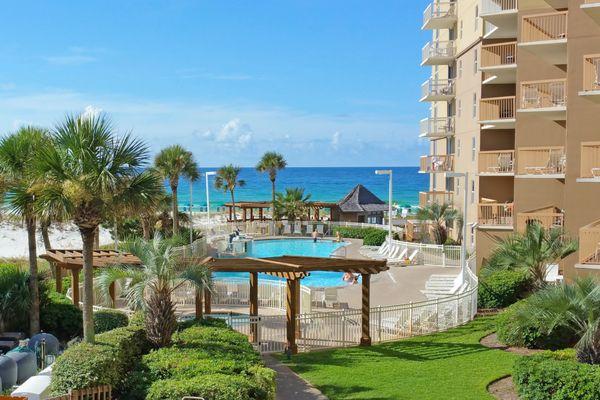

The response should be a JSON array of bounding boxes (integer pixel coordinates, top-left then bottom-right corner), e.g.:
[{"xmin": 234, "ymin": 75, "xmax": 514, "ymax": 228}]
[
  {"xmin": 40, "ymin": 291, "xmax": 83, "ymax": 341},
  {"xmin": 94, "ymin": 309, "xmax": 129, "ymax": 334},
  {"xmin": 333, "ymin": 227, "xmax": 388, "ymax": 246},
  {"xmin": 477, "ymin": 269, "xmax": 531, "ymax": 309},
  {"xmin": 513, "ymin": 352, "xmax": 600, "ymax": 400},
  {"xmin": 50, "ymin": 324, "xmax": 149, "ymax": 396}
]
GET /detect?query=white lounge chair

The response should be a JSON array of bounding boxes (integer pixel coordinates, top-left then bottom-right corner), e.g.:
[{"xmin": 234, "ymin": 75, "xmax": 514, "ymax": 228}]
[
  {"xmin": 283, "ymin": 223, "xmax": 292, "ymax": 235},
  {"xmin": 360, "ymin": 241, "xmax": 389, "ymax": 257},
  {"xmin": 293, "ymin": 222, "xmax": 302, "ymax": 235},
  {"xmin": 316, "ymin": 224, "xmax": 324, "ymax": 235},
  {"xmin": 394, "ymin": 249, "xmax": 419, "ymax": 266},
  {"xmin": 545, "ymin": 264, "xmax": 563, "ymax": 284},
  {"xmin": 324, "ymin": 288, "xmax": 338, "ymax": 308},
  {"xmin": 387, "ymin": 248, "xmax": 408, "ymax": 265},
  {"xmin": 371, "ymin": 243, "xmax": 398, "ymax": 260}
]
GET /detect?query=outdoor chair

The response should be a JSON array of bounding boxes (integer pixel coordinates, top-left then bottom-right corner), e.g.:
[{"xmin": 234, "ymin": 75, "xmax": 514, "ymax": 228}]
[
  {"xmin": 387, "ymin": 247, "xmax": 409, "ymax": 265},
  {"xmin": 283, "ymin": 223, "xmax": 292, "ymax": 235},
  {"xmin": 591, "ymin": 167, "xmax": 600, "ymax": 178},
  {"xmin": 293, "ymin": 222, "xmax": 302, "ymax": 235},
  {"xmin": 544, "ymin": 264, "xmax": 563, "ymax": 284},
  {"xmin": 522, "ymin": 87, "xmax": 540, "ymax": 108},
  {"xmin": 550, "ymin": 82, "xmax": 566, "ymax": 107},
  {"xmin": 316, "ymin": 224, "xmax": 325, "ymax": 235},
  {"xmin": 324, "ymin": 288, "xmax": 338, "ymax": 308}
]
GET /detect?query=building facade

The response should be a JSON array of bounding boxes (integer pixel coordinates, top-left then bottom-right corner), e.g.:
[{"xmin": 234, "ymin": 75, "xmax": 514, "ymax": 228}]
[{"xmin": 420, "ymin": 0, "xmax": 600, "ymax": 280}]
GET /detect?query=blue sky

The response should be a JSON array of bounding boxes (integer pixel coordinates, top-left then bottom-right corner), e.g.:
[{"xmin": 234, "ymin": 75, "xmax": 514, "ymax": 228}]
[{"xmin": 0, "ymin": 0, "xmax": 431, "ymax": 167}]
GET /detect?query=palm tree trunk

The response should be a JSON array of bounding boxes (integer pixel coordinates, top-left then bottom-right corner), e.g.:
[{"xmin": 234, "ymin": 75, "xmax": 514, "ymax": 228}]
[
  {"xmin": 40, "ymin": 219, "xmax": 52, "ymax": 251},
  {"xmin": 230, "ymin": 190, "xmax": 236, "ymax": 222},
  {"xmin": 271, "ymin": 179, "xmax": 276, "ymax": 231},
  {"xmin": 171, "ymin": 183, "xmax": 179, "ymax": 235},
  {"xmin": 26, "ymin": 213, "xmax": 40, "ymax": 336},
  {"xmin": 80, "ymin": 227, "xmax": 96, "ymax": 344},
  {"xmin": 141, "ymin": 218, "xmax": 151, "ymax": 240},
  {"xmin": 94, "ymin": 227, "xmax": 100, "ymax": 249}
]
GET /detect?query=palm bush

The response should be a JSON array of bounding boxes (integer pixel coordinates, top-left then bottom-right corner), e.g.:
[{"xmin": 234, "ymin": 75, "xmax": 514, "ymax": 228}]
[
  {"xmin": 256, "ymin": 151, "xmax": 286, "ymax": 223},
  {"xmin": 97, "ymin": 236, "xmax": 212, "ymax": 347},
  {"xmin": 416, "ymin": 203, "xmax": 459, "ymax": 245},
  {"xmin": 274, "ymin": 187, "xmax": 311, "ymax": 221},
  {"xmin": 482, "ymin": 222, "xmax": 577, "ymax": 289},
  {"xmin": 0, "ymin": 264, "xmax": 30, "ymax": 332},
  {"xmin": 214, "ymin": 165, "xmax": 245, "ymax": 221}
]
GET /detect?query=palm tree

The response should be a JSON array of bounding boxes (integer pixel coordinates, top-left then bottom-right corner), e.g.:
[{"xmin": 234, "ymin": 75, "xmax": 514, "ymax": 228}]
[
  {"xmin": 214, "ymin": 165, "xmax": 246, "ymax": 221},
  {"xmin": 256, "ymin": 152, "xmax": 287, "ymax": 223},
  {"xmin": 0, "ymin": 126, "xmax": 51, "ymax": 335},
  {"xmin": 483, "ymin": 222, "xmax": 577, "ymax": 289},
  {"xmin": 154, "ymin": 145, "xmax": 199, "ymax": 236},
  {"xmin": 97, "ymin": 236, "xmax": 212, "ymax": 347},
  {"xmin": 416, "ymin": 203, "xmax": 459, "ymax": 245},
  {"xmin": 274, "ymin": 187, "xmax": 311, "ymax": 221},
  {"xmin": 36, "ymin": 113, "xmax": 163, "ymax": 343},
  {"xmin": 509, "ymin": 277, "xmax": 600, "ymax": 364}
]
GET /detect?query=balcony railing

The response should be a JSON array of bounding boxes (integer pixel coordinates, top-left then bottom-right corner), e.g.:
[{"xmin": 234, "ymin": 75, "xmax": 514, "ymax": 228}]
[
  {"xmin": 419, "ymin": 191, "xmax": 454, "ymax": 207},
  {"xmin": 480, "ymin": 96, "xmax": 516, "ymax": 121},
  {"xmin": 516, "ymin": 206, "xmax": 564, "ymax": 233},
  {"xmin": 479, "ymin": 150, "xmax": 515, "ymax": 174},
  {"xmin": 421, "ymin": 78, "xmax": 455, "ymax": 100},
  {"xmin": 579, "ymin": 219, "xmax": 600, "ymax": 264},
  {"xmin": 517, "ymin": 147, "xmax": 566, "ymax": 176},
  {"xmin": 581, "ymin": 142, "xmax": 600, "ymax": 179},
  {"xmin": 423, "ymin": 2, "xmax": 456, "ymax": 28},
  {"xmin": 422, "ymin": 41, "xmax": 456, "ymax": 64},
  {"xmin": 478, "ymin": 203, "xmax": 514, "ymax": 227},
  {"xmin": 420, "ymin": 155, "xmax": 454, "ymax": 173},
  {"xmin": 521, "ymin": 11, "xmax": 568, "ymax": 43},
  {"xmin": 481, "ymin": 42, "xmax": 517, "ymax": 68},
  {"xmin": 481, "ymin": 0, "xmax": 518, "ymax": 15},
  {"xmin": 520, "ymin": 79, "xmax": 567, "ymax": 109},
  {"xmin": 419, "ymin": 116, "xmax": 455, "ymax": 138},
  {"xmin": 583, "ymin": 55, "xmax": 600, "ymax": 92}
]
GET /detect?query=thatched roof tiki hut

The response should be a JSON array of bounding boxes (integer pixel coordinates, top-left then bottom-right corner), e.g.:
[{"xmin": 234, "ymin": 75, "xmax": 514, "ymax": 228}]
[{"xmin": 332, "ymin": 184, "xmax": 389, "ymax": 224}]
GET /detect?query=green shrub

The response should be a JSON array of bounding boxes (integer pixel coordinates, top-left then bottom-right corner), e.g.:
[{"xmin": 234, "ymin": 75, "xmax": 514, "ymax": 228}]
[
  {"xmin": 93, "ymin": 309, "xmax": 129, "ymax": 334},
  {"xmin": 50, "ymin": 324, "xmax": 149, "ymax": 396},
  {"xmin": 362, "ymin": 229, "xmax": 388, "ymax": 246},
  {"xmin": 0, "ymin": 264, "xmax": 30, "ymax": 332},
  {"xmin": 513, "ymin": 353, "xmax": 600, "ymax": 400},
  {"xmin": 40, "ymin": 291, "xmax": 82, "ymax": 341},
  {"xmin": 333, "ymin": 227, "xmax": 388, "ymax": 246},
  {"xmin": 478, "ymin": 269, "xmax": 531, "ymax": 309},
  {"xmin": 145, "ymin": 374, "xmax": 258, "ymax": 400},
  {"xmin": 496, "ymin": 300, "xmax": 576, "ymax": 350}
]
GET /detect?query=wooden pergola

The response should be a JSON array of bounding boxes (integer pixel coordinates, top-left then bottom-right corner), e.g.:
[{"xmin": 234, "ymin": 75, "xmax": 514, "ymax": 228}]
[
  {"xmin": 224, "ymin": 201, "xmax": 338, "ymax": 222},
  {"xmin": 40, "ymin": 249, "xmax": 142, "ymax": 307},
  {"xmin": 195, "ymin": 255, "xmax": 388, "ymax": 354}
]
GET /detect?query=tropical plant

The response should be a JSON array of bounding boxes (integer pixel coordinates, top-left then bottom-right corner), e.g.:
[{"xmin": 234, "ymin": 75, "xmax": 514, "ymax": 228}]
[
  {"xmin": 506, "ymin": 278, "xmax": 600, "ymax": 364},
  {"xmin": 416, "ymin": 203, "xmax": 459, "ymax": 245},
  {"xmin": 154, "ymin": 145, "xmax": 200, "ymax": 235},
  {"xmin": 214, "ymin": 165, "xmax": 245, "ymax": 221},
  {"xmin": 0, "ymin": 264, "xmax": 30, "ymax": 333},
  {"xmin": 256, "ymin": 151, "xmax": 287, "ymax": 223},
  {"xmin": 36, "ymin": 113, "xmax": 163, "ymax": 343},
  {"xmin": 482, "ymin": 222, "xmax": 577, "ymax": 289},
  {"xmin": 97, "ymin": 236, "xmax": 212, "ymax": 347},
  {"xmin": 0, "ymin": 126, "xmax": 51, "ymax": 335},
  {"xmin": 274, "ymin": 187, "xmax": 311, "ymax": 221}
]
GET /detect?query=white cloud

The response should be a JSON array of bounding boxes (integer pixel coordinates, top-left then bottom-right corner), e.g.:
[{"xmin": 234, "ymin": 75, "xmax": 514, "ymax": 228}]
[
  {"xmin": 82, "ymin": 105, "xmax": 103, "ymax": 119},
  {"xmin": 331, "ymin": 131, "xmax": 341, "ymax": 150},
  {"xmin": 176, "ymin": 69, "xmax": 253, "ymax": 81},
  {"xmin": 43, "ymin": 47, "xmax": 99, "ymax": 66},
  {"xmin": 201, "ymin": 118, "xmax": 253, "ymax": 149},
  {"xmin": 0, "ymin": 83, "xmax": 16, "ymax": 91}
]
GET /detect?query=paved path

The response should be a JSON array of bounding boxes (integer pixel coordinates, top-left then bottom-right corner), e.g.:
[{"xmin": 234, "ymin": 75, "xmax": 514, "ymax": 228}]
[{"xmin": 263, "ymin": 355, "xmax": 328, "ymax": 400}]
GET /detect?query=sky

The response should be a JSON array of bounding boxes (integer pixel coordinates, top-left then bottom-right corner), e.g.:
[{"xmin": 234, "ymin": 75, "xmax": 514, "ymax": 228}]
[{"xmin": 0, "ymin": 0, "xmax": 432, "ymax": 167}]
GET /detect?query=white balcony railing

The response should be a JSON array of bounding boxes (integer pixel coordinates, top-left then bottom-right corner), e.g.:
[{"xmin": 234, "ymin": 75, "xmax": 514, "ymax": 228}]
[
  {"xmin": 422, "ymin": 41, "xmax": 456, "ymax": 64},
  {"xmin": 421, "ymin": 78, "xmax": 455, "ymax": 100},
  {"xmin": 481, "ymin": 0, "xmax": 518, "ymax": 15},
  {"xmin": 420, "ymin": 116, "xmax": 455, "ymax": 138}
]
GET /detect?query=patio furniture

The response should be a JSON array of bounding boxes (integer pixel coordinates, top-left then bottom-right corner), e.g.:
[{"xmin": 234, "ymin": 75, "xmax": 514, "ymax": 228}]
[
  {"xmin": 324, "ymin": 288, "xmax": 338, "ymax": 308},
  {"xmin": 550, "ymin": 82, "xmax": 566, "ymax": 107},
  {"xmin": 545, "ymin": 264, "xmax": 563, "ymax": 284},
  {"xmin": 591, "ymin": 167, "xmax": 600, "ymax": 178},
  {"xmin": 522, "ymin": 86, "xmax": 540, "ymax": 108}
]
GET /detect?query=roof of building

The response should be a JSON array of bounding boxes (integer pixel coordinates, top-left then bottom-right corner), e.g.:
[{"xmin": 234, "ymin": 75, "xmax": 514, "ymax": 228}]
[
  {"xmin": 337, "ymin": 184, "xmax": 389, "ymax": 213},
  {"xmin": 40, "ymin": 249, "xmax": 142, "ymax": 270}
]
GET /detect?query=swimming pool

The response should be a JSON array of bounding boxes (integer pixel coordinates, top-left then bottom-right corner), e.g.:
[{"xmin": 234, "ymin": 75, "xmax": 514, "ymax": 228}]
[{"xmin": 214, "ymin": 239, "xmax": 348, "ymax": 287}]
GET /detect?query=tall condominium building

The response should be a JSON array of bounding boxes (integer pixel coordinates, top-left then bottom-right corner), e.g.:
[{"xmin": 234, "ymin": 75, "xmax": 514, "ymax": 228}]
[{"xmin": 420, "ymin": 0, "xmax": 600, "ymax": 280}]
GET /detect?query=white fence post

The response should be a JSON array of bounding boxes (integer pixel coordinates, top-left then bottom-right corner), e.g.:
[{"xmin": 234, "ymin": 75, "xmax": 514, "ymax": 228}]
[
  {"xmin": 377, "ymin": 305, "xmax": 382, "ymax": 343},
  {"xmin": 435, "ymin": 298, "xmax": 439, "ymax": 330},
  {"xmin": 408, "ymin": 301, "xmax": 413, "ymax": 337}
]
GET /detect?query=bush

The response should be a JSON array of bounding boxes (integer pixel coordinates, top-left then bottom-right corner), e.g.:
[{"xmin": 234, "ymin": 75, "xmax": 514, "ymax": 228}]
[
  {"xmin": 50, "ymin": 324, "xmax": 149, "ymax": 396},
  {"xmin": 513, "ymin": 352, "xmax": 600, "ymax": 400},
  {"xmin": 478, "ymin": 269, "xmax": 531, "ymax": 309},
  {"xmin": 0, "ymin": 264, "xmax": 30, "ymax": 332},
  {"xmin": 94, "ymin": 310, "xmax": 129, "ymax": 334},
  {"xmin": 40, "ymin": 291, "xmax": 83, "ymax": 341},
  {"xmin": 496, "ymin": 300, "xmax": 576, "ymax": 350},
  {"xmin": 333, "ymin": 227, "xmax": 388, "ymax": 246},
  {"xmin": 146, "ymin": 374, "xmax": 259, "ymax": 400}
]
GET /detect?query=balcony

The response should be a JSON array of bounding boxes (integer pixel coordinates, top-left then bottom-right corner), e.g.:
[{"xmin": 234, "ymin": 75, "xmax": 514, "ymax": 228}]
[
  {"xmin": 478, "ymin": 202, "xmax": 514, "ymax": 229},
  {"xmin": 419, "ymin": 191, "xmax": 454, "ymax": 207},
  {"xmin": 481, "ymin": 42, "xmax": 517, "ymax": 84},
  {"xmin": 577, "ymin": 219, "xmax": 600, "ymax": 268},
  {"xmin": 419, "ymin": 155, "xmax": 454, "ymax": 174},
  {"xmin": 519, "ymin": 0, "xmax": 567, "ymax": 8},
  {"xmin": 578, "ymin": 142, "xmax": 600, "ymax": 182},
  {"xmin": 481, "ymin": 0, "xmax": 518, "ymax": 39},
  {"xmin": 579, "ymin": 55, "xmax": 600, "ymax": 102},
  {"xmin": 516, "ymin": 147, "xmax": 566, "ymax": 179},
  {"xmin": 420, "ymin": 78, "xmax": 455, "ymax": 102},
  {"xmin": 421, "ymin": 41, "xmax": 456, "ymax": 66},
  {"xmin": 516, "ymin": 206, "xmax": 564, "ymax": 233},
  {"xmin": 422, "ymin": 2, "xmax": 457, "ymax": 30},
  {"xmin": 479, "ymin": 96, "xmax": 516, "ymax": 129},
  {"xmin": 582, "ymin": 1, "xmax": 600, "ymax": 25},
  {"xmin": 519, "ymin": 11, "xmax": 568, "ymax": 65},
  {"xmin": 518, "ymin": 79, "xmax": 567, "ymax": 120},
  {"xmin": 478, "ymin": 150, "xmax": 515, "ymax": 176},
  {"xmin": 419, "ymin": 116, "xmax": 455, "ymax": 139}
]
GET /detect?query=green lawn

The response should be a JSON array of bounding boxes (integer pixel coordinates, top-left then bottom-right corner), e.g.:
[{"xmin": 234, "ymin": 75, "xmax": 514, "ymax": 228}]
[{"xmin": 279, "ymin": 317, "xmax": 519, "ymax": 400}]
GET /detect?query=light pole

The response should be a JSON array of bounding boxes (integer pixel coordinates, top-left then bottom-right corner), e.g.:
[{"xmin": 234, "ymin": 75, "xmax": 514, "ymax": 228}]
[
  {"xmin": 189, "ymin": 178, "xmax": 194, "ymax": 246},
  {"xmin": 375, "ymin": 169, "xmax": 393, "ymax": 255},
  {"xmin": 446, "ymin": 171, "xmax": 469, "ymax": 271},
  {"xmin": 205, "ymin": 171, "xmax": 216, "ymax": 225}
]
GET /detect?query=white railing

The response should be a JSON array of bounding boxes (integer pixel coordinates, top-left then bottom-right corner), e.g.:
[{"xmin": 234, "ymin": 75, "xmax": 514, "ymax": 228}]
[
  {"xmin": 481, "ymin": 0, "xmax": 518, "ymax": 15},
  {"xmin": 422, "ymin": 41, "xmax": 456, "ymax": 63},
  {"xmin": 384, "ymin": 238, "xmax": 462, "ymax": 267}
]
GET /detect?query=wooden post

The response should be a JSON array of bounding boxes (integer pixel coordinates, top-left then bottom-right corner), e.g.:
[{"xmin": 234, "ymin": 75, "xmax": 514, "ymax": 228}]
[
  {"xmin": 109, "ymin": 282, "xmax": 116, "ymax": 307},
  {"xmin": 228, "ymin": 206, "xmax": 233, "ymax": 222},
  {"xmin": 259, "ymin": 208, "xmax": 264, "ymax": 221},
  {"xmin": 250, "ymin": 272, "xmax": 259, "ymax": 342},
  {"xmin": 204, "ymin": 288, "xmax": 212, "ymax": 315},
  {"xmin": 360, "ymin": 273, "xmax": 371, "ymax": 346},
  {"xmin": 55, "ymin": 265, "xmax": 62, "ymax": 294},
  {"xmin": 294, "ymin": 279, "xmax": 301, "ymax": 339},
  {"xmin": 314, "ymin": 208, "xmax": 319, "ymax": 221},
  {"xmin": 243, "ymin": 208, "xmax": 247, "ymax": 222},
  {"xmin": 286, "ymin": 279, "xmax": 298, "ymax": 354},
  {"xmin": 71, "ymin": 269, "xmax": 80, "ymax": 307},
  {"xmin": 250, "ymin": 208, "xmax": 254, "ymax": 222},
  {"xmin": 195, "ymin": 289, "xmax": 203, "ymax": 319}
]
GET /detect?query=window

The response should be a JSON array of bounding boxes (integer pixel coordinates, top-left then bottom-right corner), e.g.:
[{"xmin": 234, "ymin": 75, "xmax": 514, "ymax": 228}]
[
  {"xmin": 471, "ymin": 137, "xmax": 477, "ymax": 162},
  {"xmin": 474, "ymin": 49, "xmax": 478, "ymax": 74},
  {"xmin": 457, "ymin": 139, "xmax": 461, "ymax": 157},
  {"xmin": 474, "ymin": 6, "xmax": 479, "ymax": 31},
  {"xmin": 457, "ymin": 99, "xmax": 462, "ymax": 118},
  {"xmin": 458, "ymin": 60, "xmax": 463, "ymax": 78},
  {"xmin": 470, "ymin": 179, "xmax": 475, "ymax": 204},
  {"xmin": 472, "ymin": 93, "xmax": 477, "ymax": 118}
]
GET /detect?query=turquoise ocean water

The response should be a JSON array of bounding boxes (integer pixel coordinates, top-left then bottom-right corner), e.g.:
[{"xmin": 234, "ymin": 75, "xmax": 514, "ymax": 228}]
[{"xmin": 172, "ymin": 167, "xmax": 427, "ymax": 211}]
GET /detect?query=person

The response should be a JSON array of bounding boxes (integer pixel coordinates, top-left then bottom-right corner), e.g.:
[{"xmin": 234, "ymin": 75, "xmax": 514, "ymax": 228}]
[
  {"xmin": 335, "ymin": 231, "xmax": 342, "ymax": 243},
  {"xmin": 312, "ymin": 229, "xmax": 319, "ymax": 243},
  {"xmin": 342, "ymin": 272, "xmax": 359, "ymax": 285}
]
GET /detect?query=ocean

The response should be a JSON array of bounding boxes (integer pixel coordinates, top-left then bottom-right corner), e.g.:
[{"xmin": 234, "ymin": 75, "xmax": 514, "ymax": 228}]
[{"xmin": 171, "ymin": 167, "xmax": 427, "ymax": 211}]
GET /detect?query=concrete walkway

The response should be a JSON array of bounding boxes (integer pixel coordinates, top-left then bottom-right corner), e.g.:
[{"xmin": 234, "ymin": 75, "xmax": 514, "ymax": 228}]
[{"xmin": 263, "ymin": 355, "xmax": 328, "ymax": 400}]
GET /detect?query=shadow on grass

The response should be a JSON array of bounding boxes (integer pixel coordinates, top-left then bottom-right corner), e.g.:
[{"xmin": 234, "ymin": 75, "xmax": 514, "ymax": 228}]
[{"xmin": 316, "ymin": 384, "xmax": 397, "ymax": 400}]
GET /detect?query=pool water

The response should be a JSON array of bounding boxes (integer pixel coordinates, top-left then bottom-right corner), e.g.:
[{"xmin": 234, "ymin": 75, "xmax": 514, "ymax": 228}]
[{"xmin": 214, "ymin": 239, "xmax": 348, "ymax": 287}]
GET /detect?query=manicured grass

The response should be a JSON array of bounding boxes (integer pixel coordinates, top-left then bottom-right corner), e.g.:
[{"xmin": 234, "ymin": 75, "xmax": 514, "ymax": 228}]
[{"xmin": 279, "ymin": 317, "xmax": 519, "ymax": 400}]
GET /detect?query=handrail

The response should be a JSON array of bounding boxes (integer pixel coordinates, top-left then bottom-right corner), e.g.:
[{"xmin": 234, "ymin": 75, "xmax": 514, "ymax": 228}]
[
  {"xmin": 583, "ymin": 54, "xmax": 600, "ymax": 92},
  {"xmin": 520, "ymin": 79, "xmax": 567, "ymax": 109},
  {"xmin": 580, "ymin": 142, "xmax": 600, "ymax": 178},
  {"xmin": 521, "ymin": 11, "xmax": 568, "ymax": 43},
  {"xmin": 478, "ymin": 150, "xmax": 515, "ymax": 174},
  {"xmin": 480, "ymin": 96, "xmax": 516, "ymax": 121},
  {"xmin": 481, "ymin": 42, "xmax": 517, "ymax": 68},
  {"xmin": 517, "ymin": 146, "xmax": 566, "ymax": 175},
  {"xmin": 481, "ymin": 0, "xmax": 518, "ymax": 15}
]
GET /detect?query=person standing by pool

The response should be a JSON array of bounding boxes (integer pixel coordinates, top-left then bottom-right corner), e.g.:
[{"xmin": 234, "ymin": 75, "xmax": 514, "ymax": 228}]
[{"xmin": 312, "ymin": 229, "xmax": 319, "ymax": 243}]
